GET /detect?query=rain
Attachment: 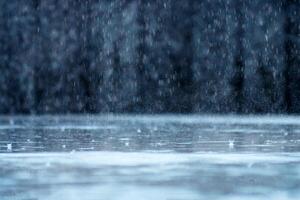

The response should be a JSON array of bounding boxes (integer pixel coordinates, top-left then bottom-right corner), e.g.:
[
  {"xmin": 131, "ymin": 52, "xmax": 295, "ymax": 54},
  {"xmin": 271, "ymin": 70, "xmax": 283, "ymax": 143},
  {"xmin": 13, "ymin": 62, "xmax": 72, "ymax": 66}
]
[{"xmin": 0, "ymin": 0, "xmax": 299, "ymax": 200}]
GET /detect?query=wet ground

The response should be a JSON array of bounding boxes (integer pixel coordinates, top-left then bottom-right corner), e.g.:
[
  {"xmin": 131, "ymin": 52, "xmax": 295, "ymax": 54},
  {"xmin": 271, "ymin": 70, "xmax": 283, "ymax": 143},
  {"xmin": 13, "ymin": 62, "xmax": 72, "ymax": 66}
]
[{"xmin": 1, "ymin": 115, "xmax": 300, "ymax": 200}]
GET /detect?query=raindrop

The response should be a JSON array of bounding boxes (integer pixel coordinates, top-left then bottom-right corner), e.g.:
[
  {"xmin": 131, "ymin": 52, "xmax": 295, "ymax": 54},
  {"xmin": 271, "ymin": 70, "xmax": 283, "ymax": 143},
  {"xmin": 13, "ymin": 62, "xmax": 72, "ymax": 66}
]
[
  {"xmin": 228, "ymin": 140, "xmax": 234, "ymax": 149},
  {"xmin": 7, "ymin": 143, "xmax": 12, "ymax": 152}
]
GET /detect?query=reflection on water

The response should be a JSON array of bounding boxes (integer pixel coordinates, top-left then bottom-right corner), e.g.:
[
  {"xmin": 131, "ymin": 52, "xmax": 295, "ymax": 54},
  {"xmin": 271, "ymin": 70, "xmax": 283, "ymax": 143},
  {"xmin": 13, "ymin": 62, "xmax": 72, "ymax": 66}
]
[{"xmin": 1, "ymin": 115, "xmax": 300, "ymax": 200}]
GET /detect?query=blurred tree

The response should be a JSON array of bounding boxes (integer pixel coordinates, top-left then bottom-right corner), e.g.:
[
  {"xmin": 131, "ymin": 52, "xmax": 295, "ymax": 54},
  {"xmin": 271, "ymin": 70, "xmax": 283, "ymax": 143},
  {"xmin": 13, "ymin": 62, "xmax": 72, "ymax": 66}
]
[
  {"xmin": 35, "ymin": 0, "xmax": 76, "ymax": 113},
  {"xmin": 135, "ymin": 0, "xmax": 149, "ymax": 112},
  {"xmin": 193, "ymin": 0, "xmax": 237, "ymax": 113},
  {"xmin": 167, "ymin": 0, "xmax": 195, "ymax": 113},
  {"xmin": 284, "ymin": 0, "xmax": 300, "ymax": 113},
  {"xmin": 0, "ymin": 0, "xmax": 36, "ymax": 113},
  {"xmin": 231, "ymin": 0, "xmax": 245, "ymax": 113},
  {"xmin": 96, "ymin": 0, "xmax": 138, "ymax": 112},
  {"xmin": 0, "ymin": 0, "xmax": 11, "ymax": 113},
  {"xmin": 63, "ymin": 0, "xmax": 95, "ymax": 113},
  {"xmin": 135, "ymin": 0, "xmax": 175, "ymax": 112},
  {"xmin": 242, "ymin": 0, "xmax": 286, "ymax": 113}
]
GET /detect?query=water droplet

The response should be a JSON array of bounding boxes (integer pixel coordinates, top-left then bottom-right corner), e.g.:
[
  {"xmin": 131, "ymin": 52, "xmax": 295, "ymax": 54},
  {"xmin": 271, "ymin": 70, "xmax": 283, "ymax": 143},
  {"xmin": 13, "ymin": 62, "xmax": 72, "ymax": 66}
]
[{"xmin": 7, "ymin": 144, "xmax": 12, "ymax": 152}]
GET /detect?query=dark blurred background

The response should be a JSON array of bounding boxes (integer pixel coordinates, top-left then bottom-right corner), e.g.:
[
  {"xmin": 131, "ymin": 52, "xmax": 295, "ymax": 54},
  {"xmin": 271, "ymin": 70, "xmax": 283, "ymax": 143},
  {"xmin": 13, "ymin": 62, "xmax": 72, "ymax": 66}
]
[{"xmin": 0, "ymin": 0, "xmax": 299, "ymax": 114}]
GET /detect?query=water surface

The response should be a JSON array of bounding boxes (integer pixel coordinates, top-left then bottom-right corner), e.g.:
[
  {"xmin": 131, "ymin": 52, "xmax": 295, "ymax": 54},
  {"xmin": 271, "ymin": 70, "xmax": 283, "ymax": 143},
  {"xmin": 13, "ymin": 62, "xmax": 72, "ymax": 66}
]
[{"xmin": 1, "ymin": 115, "xmax": 300, "ymax": 200}]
